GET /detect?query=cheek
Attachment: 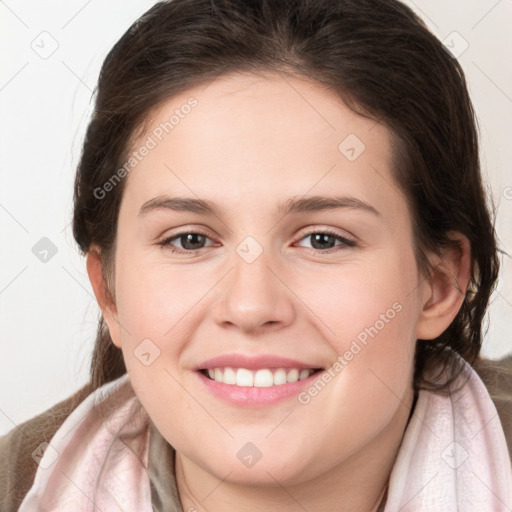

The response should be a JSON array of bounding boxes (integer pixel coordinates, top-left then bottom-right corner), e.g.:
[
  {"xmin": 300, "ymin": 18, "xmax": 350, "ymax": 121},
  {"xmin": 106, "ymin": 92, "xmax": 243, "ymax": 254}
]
[
  {"xmin": 114, "ymin": 261, "xmax": 198, "ymax": 433},
  {"xmin": 115, "ymin": 253, "xmax": 201, "ymax": 341},
  {"xmin": 303, "ymin": 246, "xmax": 420, "ymax": 410},
  {"xmin": 112, "ymin": 257, "xmax": 197, "ymax": 400},
  {"xmin": 301, "ymin": 246, "xmax": 419, "ymax": 345},
  {"xmin": 291, "ymin": 258, "xmax": 420, "ymax": 471}
]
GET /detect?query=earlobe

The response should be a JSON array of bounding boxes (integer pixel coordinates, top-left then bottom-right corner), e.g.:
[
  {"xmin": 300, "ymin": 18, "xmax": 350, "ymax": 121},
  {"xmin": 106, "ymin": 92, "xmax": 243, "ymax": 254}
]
[
  {"xmin": 416, "ymin": 233, "xmax": 472, "ymax": 340},
  {"xmin": 86, "ymin": 247, "xmax": 122, "ymax": 349}
]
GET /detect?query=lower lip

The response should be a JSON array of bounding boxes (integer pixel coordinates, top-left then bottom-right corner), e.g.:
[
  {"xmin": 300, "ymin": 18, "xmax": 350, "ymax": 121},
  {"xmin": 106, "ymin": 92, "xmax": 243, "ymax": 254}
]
[{"xmin": 196, "ymin": 370, "xmax": 322, "ymax": 406}]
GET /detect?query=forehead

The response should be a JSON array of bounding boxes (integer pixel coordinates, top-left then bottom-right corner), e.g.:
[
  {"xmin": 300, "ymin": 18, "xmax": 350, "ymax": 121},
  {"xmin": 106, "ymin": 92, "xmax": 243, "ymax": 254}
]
[{"xmin": 121, "ymin": 71, "xmax": 406, "ymax": 221}]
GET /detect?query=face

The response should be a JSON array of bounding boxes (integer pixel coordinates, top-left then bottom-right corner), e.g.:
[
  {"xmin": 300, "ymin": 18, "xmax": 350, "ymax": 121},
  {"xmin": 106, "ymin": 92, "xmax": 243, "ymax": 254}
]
[{"xmin": 97, "ymin": 71, "xmax": 429, "ymax": 487}]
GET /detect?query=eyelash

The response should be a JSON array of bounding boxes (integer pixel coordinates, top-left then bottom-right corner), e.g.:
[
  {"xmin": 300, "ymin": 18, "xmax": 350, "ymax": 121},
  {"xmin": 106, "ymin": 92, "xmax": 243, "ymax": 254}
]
[{"xmin": 156, "ymin": 228, "xmax": 357, "ymax": 255}]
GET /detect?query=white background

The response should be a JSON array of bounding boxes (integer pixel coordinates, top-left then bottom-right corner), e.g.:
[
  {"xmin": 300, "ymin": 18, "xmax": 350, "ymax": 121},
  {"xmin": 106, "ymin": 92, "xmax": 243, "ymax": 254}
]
[{"xmin": 1, "ymin": 0, "xmax": 511, "ymax": 436}]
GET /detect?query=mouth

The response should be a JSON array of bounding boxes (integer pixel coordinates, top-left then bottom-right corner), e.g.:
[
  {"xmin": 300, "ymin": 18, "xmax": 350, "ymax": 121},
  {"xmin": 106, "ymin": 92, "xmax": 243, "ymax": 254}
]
[
  {"xmin": 194, "ymin": 354, "xmax": 326, "ymax": 405},
  {"xmin": 199, "ymin": 367, "xmax": 323, "ymax": 387}
]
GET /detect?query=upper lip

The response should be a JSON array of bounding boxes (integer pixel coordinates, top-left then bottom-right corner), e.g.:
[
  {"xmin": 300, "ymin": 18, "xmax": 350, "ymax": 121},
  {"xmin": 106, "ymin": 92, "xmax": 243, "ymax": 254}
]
[{"xmin": 196, "ymin": 354, "xmax": 324, "ymax": 371}]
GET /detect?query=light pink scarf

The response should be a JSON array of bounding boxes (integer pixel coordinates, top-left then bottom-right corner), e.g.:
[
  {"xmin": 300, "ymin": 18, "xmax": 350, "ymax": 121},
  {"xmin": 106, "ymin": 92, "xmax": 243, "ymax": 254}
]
[{"xmin": 19, "ymin": 360, "xmax": 512, "ymax": 511}]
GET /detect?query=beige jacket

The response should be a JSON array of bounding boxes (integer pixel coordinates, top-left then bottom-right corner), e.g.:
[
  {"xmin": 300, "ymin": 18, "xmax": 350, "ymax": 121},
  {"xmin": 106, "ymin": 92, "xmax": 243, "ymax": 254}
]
[{"xmin": 1, "ymin": 355, "xmax": 511, "ymax": 512}]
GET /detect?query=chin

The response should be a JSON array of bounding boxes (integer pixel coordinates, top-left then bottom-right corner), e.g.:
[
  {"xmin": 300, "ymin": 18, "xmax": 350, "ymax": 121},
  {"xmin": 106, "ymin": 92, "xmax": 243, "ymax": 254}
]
[{"xmin": 185, "ymin": 440, "xmax": 321, "ymax": 487}]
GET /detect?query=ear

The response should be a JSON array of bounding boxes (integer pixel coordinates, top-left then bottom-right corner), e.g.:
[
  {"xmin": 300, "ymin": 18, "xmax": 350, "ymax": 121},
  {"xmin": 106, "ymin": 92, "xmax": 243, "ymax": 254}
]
[
  {"xmin": 416, "ymin": 232, "xmax": 472, "ymax": 340},
  {"xmin": 86, "ymin": 247, "xmax": 122, "ymax": 349}
]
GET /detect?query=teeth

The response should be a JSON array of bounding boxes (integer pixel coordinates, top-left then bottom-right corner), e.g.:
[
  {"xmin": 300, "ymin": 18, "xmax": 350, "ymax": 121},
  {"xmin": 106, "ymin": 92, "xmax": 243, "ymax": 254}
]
[
  {"xmin": 223, "ymin": 367, "xmax": 237, "ymax": 385},
  {"xmin": 273, "ymin": 368, "xmax": 287, "ymax": 385},
  {"xmin": 204, "ymin": 367, "xmax": 316, "ymax": 387},
  {"xmin": 236, "ymin": 368, "xmax": 254, "ymax": 387},
  {"xmin": 254, "ymin": 369, "xmax": 273, "ymax": 387},
  {"xmin": 287, "ymin": 369, "xmax": 299, "ymax": 383},
  {"xmin": 299, "ymin": 369, "xmax": 310, "ymax": 380}
]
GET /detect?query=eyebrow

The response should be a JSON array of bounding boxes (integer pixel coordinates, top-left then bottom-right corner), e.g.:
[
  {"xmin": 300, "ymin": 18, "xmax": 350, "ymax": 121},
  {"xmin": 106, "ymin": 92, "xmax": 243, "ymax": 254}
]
[{"xmin": 138, "ymin": 194, "xmax": 380, "ymax": 218}]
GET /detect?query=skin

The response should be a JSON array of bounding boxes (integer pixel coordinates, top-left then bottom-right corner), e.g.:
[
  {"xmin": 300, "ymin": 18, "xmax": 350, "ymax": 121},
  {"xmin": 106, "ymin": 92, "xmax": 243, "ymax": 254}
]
[{"xmin": 87, "ymin": 70, "xmax": 471, "ymax": 512}]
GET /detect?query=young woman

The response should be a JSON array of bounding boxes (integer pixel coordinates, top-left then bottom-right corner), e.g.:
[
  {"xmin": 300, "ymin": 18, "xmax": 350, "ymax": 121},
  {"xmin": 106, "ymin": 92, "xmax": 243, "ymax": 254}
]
[{"xmin": 2, "ymin": 0, "xmax": 511, "ymax": 510}]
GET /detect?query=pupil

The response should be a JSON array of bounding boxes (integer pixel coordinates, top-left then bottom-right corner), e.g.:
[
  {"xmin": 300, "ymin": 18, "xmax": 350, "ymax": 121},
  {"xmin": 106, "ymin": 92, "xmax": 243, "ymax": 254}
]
[
  {"xmin": 311, "ymin": 233, "xmax": 334, "ymax": 249},
  {"xmin": 182, "ymin": 233, "xmax": 204, "ymax": 250}
]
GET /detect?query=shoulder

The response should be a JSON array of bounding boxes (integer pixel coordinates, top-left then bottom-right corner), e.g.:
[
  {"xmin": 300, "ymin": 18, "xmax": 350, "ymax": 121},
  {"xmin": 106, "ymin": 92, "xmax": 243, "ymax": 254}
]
[
  {"xmin": 0, "ymin": 382, "xmax": 93, "ymax": 512},
  {"xmin": 473, "ymin": 353, "xmax": 512, "ymax": 462}
]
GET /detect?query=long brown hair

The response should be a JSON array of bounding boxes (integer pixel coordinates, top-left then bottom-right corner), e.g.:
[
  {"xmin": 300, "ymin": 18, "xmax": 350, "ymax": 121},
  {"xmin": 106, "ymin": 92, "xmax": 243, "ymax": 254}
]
[{"xmin": 72, "ymin": 0, "xmax": 500, "ymax": 393}]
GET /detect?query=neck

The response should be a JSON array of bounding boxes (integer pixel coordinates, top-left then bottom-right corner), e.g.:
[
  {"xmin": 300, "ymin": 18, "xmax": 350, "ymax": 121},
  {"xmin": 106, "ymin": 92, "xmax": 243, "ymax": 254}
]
[{"xmin": 174, "ymin": 389, "xmax": 415, "ymax": 512}]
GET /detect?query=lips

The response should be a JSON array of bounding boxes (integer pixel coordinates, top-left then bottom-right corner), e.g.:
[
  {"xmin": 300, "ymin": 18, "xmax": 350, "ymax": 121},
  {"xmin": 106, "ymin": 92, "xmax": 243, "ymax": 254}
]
[
  {"xmin": 195, "ymin": 353, "xmax": 323, "ymax": 396},
  {"xmin": 193, "ymin": 354, "xmax": 324, "ymax": 407},
  {"xmin": 196, "ymin": 353, "xmax": 324, "ymax": 371}
]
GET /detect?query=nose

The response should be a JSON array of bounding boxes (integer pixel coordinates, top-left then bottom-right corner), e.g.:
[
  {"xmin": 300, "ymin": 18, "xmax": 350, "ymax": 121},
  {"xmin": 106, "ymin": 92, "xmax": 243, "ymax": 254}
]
[{"xmin": 212, "ymin": 245, "xmax": 296, "ymax": 334}]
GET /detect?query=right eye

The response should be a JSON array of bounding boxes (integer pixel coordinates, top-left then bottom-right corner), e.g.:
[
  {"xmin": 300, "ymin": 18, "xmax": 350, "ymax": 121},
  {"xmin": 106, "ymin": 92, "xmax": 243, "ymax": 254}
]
[{"xmin": 157, "ymin": 231, "xmax": 217, "ymax": 253}]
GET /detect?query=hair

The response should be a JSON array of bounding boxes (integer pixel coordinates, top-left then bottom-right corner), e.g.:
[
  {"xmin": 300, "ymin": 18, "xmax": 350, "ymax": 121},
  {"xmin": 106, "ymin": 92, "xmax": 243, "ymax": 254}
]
[{"xmin": 72, "ymin": 0, "xmax": 501, "ymax": 394}]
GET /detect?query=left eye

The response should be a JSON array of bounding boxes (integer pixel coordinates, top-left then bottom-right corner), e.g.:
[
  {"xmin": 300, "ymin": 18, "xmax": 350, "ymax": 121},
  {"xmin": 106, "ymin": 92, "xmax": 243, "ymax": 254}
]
[
  {"xmin": 295, "ymin": 231, "xmax": 356, "ymax": 251},
  {"xmin": 157, "ymin": 230, "xmax": 356, "ymax": 254},
  {"xmin": 157, "ymin": 232, "xmax": 215, "ymax": 252}
]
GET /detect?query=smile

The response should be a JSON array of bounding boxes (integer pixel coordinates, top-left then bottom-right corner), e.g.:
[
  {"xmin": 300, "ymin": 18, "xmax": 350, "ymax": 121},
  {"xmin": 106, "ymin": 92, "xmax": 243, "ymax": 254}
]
[{"xmin": 201, "ymin": 367, "xmax": 320, "ymax": 387}]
